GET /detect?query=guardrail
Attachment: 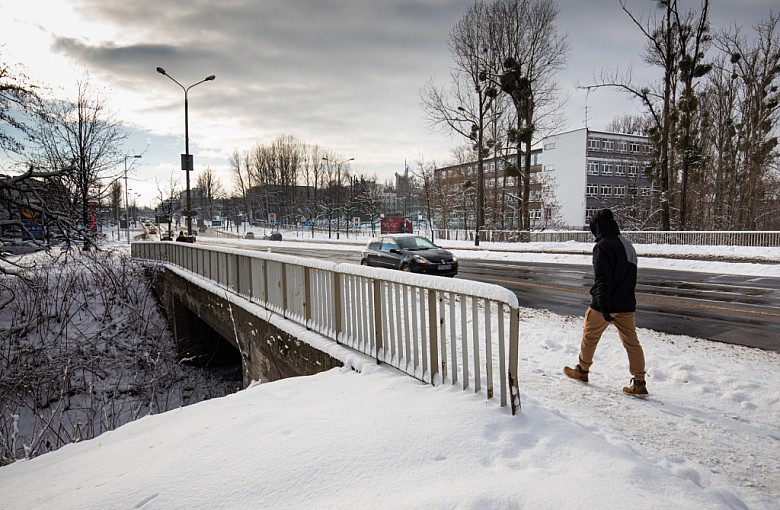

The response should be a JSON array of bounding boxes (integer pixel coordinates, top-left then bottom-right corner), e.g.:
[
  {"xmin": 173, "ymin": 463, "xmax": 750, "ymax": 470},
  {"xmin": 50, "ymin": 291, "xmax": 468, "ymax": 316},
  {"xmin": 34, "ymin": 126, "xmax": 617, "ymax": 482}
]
[
  {"xmin": 432, "ymin": 229, "xmax": 780, "ymax": 246},
  {"xmin": 131, "ymin": 242, "xmax": 522, "ymax": 415}
]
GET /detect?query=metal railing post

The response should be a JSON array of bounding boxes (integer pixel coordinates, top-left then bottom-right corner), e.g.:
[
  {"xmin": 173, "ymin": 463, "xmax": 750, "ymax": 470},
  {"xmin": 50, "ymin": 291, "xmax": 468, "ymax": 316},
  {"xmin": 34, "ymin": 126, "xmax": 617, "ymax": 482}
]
[
  {"xmin": 333, "ymin": 271, "xmax": 342, "ymax": 343},
  {"xmin": 427, "ymin": 289, "xmax": 438, "ymax": 384},
  {"xmin": 508, "ymin": 307, "xmax": 521, "ymax": 415},
  {"xmin": 303, "ymin": 266, "xmax": 312, "ymax": 328},
  {"xmin": 372, "ymin": 279, "xmax": 383, "ymax": 363}
]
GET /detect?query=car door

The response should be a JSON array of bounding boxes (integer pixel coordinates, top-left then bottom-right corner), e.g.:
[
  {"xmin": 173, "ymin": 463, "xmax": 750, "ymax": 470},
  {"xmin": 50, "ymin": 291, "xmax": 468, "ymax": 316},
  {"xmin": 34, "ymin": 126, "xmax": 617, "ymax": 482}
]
[
  {"xmin": 364, "ymin": 239, "xmax": 382, "ymax": 266},
  {"xmin": 378, "ymin": 237, "xmax": 402, "ymax": 269}
]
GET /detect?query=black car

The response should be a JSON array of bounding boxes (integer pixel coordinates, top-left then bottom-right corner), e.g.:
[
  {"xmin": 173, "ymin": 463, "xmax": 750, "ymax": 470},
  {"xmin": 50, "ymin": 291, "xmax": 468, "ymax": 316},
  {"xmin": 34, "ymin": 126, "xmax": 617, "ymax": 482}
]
[{"xmin": 360, "ymin": 234, "xmax": 458, "ymax": 277}]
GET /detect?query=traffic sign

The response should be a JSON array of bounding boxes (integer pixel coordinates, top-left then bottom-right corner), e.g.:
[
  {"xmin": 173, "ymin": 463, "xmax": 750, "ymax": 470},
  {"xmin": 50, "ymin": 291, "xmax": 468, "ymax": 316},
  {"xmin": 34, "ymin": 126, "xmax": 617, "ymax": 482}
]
[{"xmin": 181, "ymin": 154, "xmax": 193, "ymax": 171}]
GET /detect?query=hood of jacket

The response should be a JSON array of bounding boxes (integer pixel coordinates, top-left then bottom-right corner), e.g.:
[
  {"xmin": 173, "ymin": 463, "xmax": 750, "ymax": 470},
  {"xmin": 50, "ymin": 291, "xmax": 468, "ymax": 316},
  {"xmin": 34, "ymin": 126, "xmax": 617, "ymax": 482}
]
[{"xmin": 589, "ymin": 208, "xmax": 620, "ymax": 240}]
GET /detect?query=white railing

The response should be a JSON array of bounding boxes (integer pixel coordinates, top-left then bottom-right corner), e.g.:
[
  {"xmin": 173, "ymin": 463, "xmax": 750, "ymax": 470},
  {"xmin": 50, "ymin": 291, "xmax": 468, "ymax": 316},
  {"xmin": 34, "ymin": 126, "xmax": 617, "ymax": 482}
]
[
  {"xmin": 432, "ymin": 229, "xmax": 780, "ymax": 246},
  {"xmin": 131, "ymin": 242, "xmax": 522, "ymax": 415}
]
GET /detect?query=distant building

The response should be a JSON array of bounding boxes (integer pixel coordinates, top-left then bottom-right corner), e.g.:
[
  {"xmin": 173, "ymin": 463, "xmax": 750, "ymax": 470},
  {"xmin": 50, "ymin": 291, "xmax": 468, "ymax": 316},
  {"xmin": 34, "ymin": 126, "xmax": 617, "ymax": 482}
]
[
  {"xmin": 432, "ymin": 128, "xmax": 655, "ymax": 230},
  {"xmin": 539, "ymin": 128, "xmax": 654, "ymax": 229}
]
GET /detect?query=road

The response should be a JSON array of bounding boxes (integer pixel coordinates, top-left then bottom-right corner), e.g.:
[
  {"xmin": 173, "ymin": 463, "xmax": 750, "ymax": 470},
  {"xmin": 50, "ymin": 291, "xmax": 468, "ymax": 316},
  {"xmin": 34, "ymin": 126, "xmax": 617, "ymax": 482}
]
[
  {"xmin": 457, "ymin": 259, "xmax": 780, "ymax": 352},
  {"xmin": 202, "ymin": 240, "xmax": 780, "ymax": 351}
]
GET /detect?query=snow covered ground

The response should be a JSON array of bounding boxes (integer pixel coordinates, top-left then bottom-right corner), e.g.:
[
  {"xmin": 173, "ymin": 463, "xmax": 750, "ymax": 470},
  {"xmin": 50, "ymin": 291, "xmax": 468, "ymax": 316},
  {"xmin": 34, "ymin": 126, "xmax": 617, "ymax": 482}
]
[{"xmin": 1, "ymin": 235, "xmax": 779, "ymax": 509}]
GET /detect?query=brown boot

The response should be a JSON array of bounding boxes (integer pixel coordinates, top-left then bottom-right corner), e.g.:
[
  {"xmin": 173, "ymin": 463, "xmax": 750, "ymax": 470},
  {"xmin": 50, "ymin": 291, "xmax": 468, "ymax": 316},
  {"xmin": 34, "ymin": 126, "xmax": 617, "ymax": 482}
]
[
  {"xmin": 623, "ymin": 378, "xmax": 648, "ymax": 396},
  {"xmin": 564, "ymin": 364, "xmax": 589, "ymax": 383}
]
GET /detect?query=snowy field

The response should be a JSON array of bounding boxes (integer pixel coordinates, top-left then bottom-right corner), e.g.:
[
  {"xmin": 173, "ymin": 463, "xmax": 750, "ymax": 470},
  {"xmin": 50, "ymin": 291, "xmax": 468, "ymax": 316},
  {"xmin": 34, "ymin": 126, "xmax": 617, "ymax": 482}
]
[{"xmin": 0, "ymin": 234, "xmax": 779, "ymax": 509}]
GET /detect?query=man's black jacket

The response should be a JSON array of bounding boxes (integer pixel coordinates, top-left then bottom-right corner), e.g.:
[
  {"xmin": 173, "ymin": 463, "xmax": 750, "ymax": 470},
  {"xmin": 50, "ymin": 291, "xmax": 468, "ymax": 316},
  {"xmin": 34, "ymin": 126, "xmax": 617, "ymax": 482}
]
[{"xmin": 588, "ymin": 210, "xmax": 638, "ymax": 314}]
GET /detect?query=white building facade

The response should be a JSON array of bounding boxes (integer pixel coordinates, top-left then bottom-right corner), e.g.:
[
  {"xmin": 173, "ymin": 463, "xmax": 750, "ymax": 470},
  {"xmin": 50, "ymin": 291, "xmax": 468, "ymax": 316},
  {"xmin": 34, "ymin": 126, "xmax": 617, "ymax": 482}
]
[{"xmin": 540, "ymin": 128, "xmax": 654, "ymax": 229}]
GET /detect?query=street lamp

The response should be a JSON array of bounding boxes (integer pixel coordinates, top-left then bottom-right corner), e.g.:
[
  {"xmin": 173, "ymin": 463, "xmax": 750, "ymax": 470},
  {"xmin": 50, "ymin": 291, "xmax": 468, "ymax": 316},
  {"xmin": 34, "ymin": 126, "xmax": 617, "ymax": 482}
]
[
  {"xmin": 322, "ymin": 156, "xmax": 354, "ymax": 240},
  {"xmin": 156, "ymin": 66, "xmax": 216, "ymax": 237},
  {"xmin": 124, "ymin": 154, "xmax": 142, "ymax": 243}
]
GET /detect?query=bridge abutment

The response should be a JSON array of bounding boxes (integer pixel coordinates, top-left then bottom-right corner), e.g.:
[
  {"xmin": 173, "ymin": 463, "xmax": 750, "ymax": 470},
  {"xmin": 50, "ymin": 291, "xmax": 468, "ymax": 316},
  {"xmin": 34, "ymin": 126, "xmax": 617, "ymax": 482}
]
[{"xmin": 151, "ymin": 267, "xmax": 343, "ymax": 387}]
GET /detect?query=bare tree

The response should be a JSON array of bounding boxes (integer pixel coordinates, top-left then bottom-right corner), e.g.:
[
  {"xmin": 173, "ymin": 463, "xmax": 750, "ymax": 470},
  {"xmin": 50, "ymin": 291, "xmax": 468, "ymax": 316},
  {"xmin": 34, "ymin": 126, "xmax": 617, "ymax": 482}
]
[
  {"xmin": 195, "ymin": 167, "xmax": 225, "ymax": 221},
  {"xmin": 1, "ymin": 60, "xmax": 81, "ymax": 288},
  {"xmin": 300, "ymin": 144, "xmax": 324, "ymax": 237},
  {"xmin": 155, "ymin": 172, "xmax": 181, "ymax": 238},
  {"xmin": 1, "ymin": 54, "xmax": 41, "ymax": 159},
  {"xmin": 421, "ymin": 0, "xmax": 500, "ymax": 245},
  {"xmin": 673, "ymin": 0, "xmax": 712, "ymax": 230},
  {"xmin": 584, "ymin": 0, "xmax": 711, "ymax": 230},
  {"xmin": 34, "ymin": 76, "xmax": 126, "ymax": 249},
  {"xmin": 606, "ymin": 114, "xmax": 653, "ymax": 135},
  {"xmin": 711, "ymin": 12, "xmax": 780, "ymax": 229},
  {"xmin": 493, "ymin": 0, "xmax": 569, "ymax": 231},
  {"xmin": 412, "ymin": 159, "xmax": 440, "ymax": 241},
  {"xmin": 230, "ymin": 148, "xmax": 254, "ymax": 223}
]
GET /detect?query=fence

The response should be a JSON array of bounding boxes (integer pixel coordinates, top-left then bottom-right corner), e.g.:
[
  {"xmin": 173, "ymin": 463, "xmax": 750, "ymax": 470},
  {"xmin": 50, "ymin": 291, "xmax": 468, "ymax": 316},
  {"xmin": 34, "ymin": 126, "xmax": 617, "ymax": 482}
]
[
  {"xmin": 432, "ymin": 229, "xmax": 780, "ymax": 247},
  {"xmin": 131, "ymin": 242, "xmax": 522, "ymax": 415}
]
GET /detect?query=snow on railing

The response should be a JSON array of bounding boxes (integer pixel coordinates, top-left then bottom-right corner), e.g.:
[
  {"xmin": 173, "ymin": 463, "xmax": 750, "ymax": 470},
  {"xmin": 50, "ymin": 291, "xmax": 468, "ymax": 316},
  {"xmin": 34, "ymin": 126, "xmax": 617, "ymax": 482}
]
[{"xmin": 131, "ymin": 242, "xmax": 522, "ymax": 415}]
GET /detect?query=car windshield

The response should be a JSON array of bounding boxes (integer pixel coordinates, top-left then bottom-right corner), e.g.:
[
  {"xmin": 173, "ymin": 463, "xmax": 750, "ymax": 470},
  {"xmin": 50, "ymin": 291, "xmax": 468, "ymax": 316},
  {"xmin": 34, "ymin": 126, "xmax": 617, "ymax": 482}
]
[{"xmin": 397, "ymin": 236, "xmax": 437, "ymax": 250}]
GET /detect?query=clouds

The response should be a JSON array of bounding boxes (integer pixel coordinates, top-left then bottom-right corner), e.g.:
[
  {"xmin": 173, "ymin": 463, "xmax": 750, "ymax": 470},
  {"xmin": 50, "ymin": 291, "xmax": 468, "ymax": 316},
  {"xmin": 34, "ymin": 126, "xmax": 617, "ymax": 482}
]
[
  {"xmin": 3, "ymin": 0, "xmax": 777, "ymax": 203},
  {"xmin": 46, "ymin": 0, "xmax": 474, "ymax": 179}
]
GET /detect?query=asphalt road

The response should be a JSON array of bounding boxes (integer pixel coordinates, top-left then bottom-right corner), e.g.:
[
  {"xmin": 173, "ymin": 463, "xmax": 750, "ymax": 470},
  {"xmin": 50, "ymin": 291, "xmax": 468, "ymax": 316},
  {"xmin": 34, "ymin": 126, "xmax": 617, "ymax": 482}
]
[
  {"xmin": 457, "ymin": 259, "xmax": 780, "ymax": 352},
  {"xmin": 204, "ymin": 240, "xmax": 780, "ymax": 352}
]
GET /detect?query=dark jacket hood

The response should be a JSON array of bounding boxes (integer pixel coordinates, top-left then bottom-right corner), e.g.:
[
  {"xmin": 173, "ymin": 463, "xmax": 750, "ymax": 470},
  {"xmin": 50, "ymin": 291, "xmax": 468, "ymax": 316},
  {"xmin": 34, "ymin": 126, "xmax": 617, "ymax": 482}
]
[{"xmin": 589, "ymin": 208, "xmax": 620, "ymax": 240}]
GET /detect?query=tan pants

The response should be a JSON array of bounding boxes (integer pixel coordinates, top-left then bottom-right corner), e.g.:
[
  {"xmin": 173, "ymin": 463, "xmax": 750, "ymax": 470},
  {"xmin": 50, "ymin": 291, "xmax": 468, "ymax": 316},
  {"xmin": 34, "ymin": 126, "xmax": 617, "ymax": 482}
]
[{"xmin": 578, "ymin": 307, "xmax": 646, "ymax": 380}]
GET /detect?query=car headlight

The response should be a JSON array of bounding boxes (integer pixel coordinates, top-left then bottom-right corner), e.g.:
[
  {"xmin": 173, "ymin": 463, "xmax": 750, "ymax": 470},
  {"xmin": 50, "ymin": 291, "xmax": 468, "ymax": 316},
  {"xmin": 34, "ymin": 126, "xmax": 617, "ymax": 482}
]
[
  {"xmin": 450, "ymin": 255, "xmax": 458, "ymax": 263},
  {"xmin": 412, "ymin": 255, "xmax": 430, "ymax": 264}
]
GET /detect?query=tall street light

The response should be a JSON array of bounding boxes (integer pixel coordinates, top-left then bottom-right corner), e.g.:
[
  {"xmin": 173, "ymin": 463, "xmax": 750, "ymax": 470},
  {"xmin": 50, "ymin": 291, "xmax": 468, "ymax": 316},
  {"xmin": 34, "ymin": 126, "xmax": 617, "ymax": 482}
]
[
  {"xmin": 124, "ymin": 154, "xmax": 142, "ymax": 243},
  {"xmin": 156, "ymin": 67, "xmax": 216, "ymax": 237},
  {"xmin": 323, "ymin": 156, "xmax": 354, "ymax": 240}
]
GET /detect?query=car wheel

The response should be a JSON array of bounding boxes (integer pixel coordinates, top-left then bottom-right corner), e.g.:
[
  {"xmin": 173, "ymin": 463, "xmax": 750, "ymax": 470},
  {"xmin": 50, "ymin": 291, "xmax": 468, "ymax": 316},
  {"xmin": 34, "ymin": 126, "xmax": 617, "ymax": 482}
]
[
  {"xmin": 400, "ymin": 264, "xmax": 411, "ymax": 272},
  {"xmin": 361, "ymin": 259, "xmax": 368, "ymax": 266}
]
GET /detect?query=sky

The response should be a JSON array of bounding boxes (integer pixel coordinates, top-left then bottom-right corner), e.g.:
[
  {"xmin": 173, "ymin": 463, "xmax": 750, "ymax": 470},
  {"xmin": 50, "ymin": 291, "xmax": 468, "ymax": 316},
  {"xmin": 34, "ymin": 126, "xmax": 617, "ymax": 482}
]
[
  {"xmin": 1, "ymin": 0, "xmax": 777, "ymax": 207},
  {"xmin": 0, "ymin": 235, "xmax": 779, "ymax": 509}
]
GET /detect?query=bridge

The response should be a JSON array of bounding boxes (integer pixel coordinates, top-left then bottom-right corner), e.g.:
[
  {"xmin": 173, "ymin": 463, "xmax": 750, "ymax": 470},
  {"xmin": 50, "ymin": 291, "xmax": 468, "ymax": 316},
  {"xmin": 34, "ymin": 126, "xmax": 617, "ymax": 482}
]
[{"xmin": 131, "ymin": 242, "xmax": 522, "ymax": 415}]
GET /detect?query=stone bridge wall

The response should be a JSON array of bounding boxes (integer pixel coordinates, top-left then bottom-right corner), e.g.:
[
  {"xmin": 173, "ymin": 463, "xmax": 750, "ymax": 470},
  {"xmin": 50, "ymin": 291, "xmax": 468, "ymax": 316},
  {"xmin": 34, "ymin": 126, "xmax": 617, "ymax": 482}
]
[{"xmin": 152, "ymin": 267, "xmax": 343, "ymax": 387}]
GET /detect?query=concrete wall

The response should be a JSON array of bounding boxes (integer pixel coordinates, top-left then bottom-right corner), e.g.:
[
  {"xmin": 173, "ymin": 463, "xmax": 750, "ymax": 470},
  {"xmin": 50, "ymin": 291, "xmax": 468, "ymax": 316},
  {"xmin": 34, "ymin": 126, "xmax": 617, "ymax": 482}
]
[
  {"xmin": 540, "ymin": 128, "xmax": 588, "ymax": 229},
  {"xmin": 152, "ymin": 267, "xmax": 343, "ymax": 387}
]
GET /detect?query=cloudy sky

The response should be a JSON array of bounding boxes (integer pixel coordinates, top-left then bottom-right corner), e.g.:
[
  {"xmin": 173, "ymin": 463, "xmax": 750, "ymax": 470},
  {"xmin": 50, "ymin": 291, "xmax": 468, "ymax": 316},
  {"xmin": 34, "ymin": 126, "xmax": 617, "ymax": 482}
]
[{"xmin": 2, "ymin": 0, "xmax": 776, "ymax": 206}]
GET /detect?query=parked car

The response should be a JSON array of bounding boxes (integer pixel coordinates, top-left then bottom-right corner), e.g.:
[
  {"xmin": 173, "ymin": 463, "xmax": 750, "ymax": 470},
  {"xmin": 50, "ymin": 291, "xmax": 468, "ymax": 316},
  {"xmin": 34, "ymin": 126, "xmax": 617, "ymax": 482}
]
[
  {"xmin": 244, "ymin": 231, "xmax": 255, "ymax": 239},
  {"xmin": 360, "ymin": 234, "xmax": 458, "ymax": 277},
  {"xmin": 263, "ymin": 232, "xmax": 282, "ymax": 241}
]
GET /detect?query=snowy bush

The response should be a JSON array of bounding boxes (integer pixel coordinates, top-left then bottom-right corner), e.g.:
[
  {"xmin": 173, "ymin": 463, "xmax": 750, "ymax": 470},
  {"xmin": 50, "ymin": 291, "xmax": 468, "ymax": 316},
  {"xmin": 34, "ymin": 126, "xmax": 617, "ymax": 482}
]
[{"xmin": 0, "ymin": 247, "xmax": 240, "ymax": 465}]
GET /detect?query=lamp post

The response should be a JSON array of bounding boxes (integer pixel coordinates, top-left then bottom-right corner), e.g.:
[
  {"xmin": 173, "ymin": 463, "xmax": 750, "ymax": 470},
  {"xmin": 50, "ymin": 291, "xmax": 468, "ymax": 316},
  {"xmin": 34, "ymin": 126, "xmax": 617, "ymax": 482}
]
[
  {"xmin": 156, "ymin": 67, "xmax": 215, "ymax": 237},
  {"xmin": 124, "ymin": 154, "xmax": 142, "ymax": 243},
  {"xmin": 323, "ymin": 156, "xmax": 354, "ymax": 240}
]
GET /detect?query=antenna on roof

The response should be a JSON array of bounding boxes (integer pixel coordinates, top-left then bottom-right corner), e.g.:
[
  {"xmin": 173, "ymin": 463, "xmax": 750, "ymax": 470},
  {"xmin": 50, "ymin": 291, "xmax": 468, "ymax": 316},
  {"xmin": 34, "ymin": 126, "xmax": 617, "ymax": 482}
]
[{"xmin": 583, "ymin": 86, "xmax": 595, "ymax": 128}]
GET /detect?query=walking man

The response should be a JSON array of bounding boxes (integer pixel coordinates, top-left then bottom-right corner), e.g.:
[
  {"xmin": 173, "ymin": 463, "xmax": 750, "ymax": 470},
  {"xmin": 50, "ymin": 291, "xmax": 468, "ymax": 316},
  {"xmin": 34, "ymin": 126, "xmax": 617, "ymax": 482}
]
[{"xmin": 564, "ymin": 208, "xmax": 648, "ymax": 396}]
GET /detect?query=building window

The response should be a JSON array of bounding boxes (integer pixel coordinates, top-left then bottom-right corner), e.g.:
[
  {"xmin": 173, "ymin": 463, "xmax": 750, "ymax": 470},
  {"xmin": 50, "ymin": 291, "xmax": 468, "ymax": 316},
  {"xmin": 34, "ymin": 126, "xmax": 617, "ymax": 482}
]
[
  {"xmin": 544, "ymin": 164, "xmax": 555, "ymax": 172},
  {"xmin": 614, "ymin": 163, "xmax": 625, "ymax": 176},
  {"xmin": 588, "ymin": 138, "xmax": 600, "ymax": 150},
  {"xmin": 544, "ymin": 142, "xmax": 556, "ymax": 150},
  {"xmin": 629, "ymin": 186, "xmax": 638, "ymax": 196},
  {"xmin": 586, "ymin": 184, "xmax": 598, "ymax": 196},
  {"xmin": 630, "ymin": 142, "xmax": 640, "ymax": 153},
  {"xmin": 641, "ymin": 186, "xmax": 651, "ymax": 197},
  {"xmin": 600, "ymin": 184, "xmax": 612, "ymax": 197},
  {"xmin": 618, "ymin": 141, "xmax": 628, "ymax": 153},
  {"xmin": 628, "ymin": 164, "xmax": 638, "ymax": 176},
  {"xmin": 585, "ymin": 208, "xmax": 597, "ymax": 223},
  {"xmin": 587, "ymin": 162, "xmax": 599, "ymax": 175},
  {"xmin": 603, "ymin": 140, "xmax": 614, "ymax": 152},
  {"xmin": 614, "ymin": 185, "xmax": 626, "ymax": 197},
  {"xmin": 602, "ymin": 163, "xmax": 613, "ymax": 176}
]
